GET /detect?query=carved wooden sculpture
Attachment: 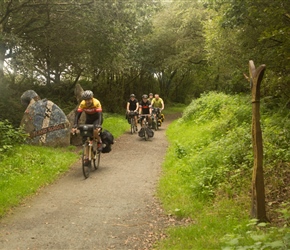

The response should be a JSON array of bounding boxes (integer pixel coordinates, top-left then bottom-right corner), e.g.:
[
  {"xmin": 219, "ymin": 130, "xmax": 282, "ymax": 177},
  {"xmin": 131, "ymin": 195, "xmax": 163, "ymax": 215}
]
[{"xmin": 249, "ymin": 60, "xmax": 269, "ymax": 222}]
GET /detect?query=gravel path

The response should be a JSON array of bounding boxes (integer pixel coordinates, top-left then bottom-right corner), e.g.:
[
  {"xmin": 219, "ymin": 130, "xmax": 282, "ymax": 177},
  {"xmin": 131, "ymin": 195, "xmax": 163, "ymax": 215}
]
[{"xmin": 0, "ymin": 114, "xmax": 182, "ymax": 250}]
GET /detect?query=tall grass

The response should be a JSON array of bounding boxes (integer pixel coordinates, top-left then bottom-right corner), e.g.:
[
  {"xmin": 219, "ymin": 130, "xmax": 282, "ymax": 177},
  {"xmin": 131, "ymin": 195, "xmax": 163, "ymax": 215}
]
[{"xmin": 156, "ymin": 92, "xmax": 290, "ymax": 249}]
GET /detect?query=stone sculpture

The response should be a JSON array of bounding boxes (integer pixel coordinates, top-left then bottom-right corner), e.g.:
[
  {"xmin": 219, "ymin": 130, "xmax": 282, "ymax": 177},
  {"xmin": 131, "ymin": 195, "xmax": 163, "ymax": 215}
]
[{"xmin": 20, "ymin": 90, "xmax": 70, "ymax": 147}]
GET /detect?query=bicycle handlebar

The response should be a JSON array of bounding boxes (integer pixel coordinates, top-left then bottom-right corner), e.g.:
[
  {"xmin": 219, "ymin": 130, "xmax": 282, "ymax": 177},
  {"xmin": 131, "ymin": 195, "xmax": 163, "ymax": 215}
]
[
  {"xmin": 78, "ymin": 124, "xmax": 95, "ymax": 130},
  {"xmin": 71, "ymin": 124, "xmax": 102, "ymax": 135}
]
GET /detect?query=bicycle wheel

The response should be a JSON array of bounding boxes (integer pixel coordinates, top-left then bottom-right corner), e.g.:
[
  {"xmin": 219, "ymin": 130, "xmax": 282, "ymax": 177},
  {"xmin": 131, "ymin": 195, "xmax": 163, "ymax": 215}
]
[
  {"xmin": 82, "ymin": 144, "xmax": 91, "ymax": 179},
  {"xmin": 153, "ymin": 116, "xmax": 158, "ymax": 131},
  {"xmin": 156, "ymin": 116, "xmax": 160, "ymax": 130},
  {"xmin": 93, "ymin": 150, "xmax": 101, "ymax": 170},
  {"xmin": 130, "ymin": 117, "xmax": 135, "ymax": 134},
  {"xmin": 144, "ymin": 126, "xmax": 149, "ymax": 141}
]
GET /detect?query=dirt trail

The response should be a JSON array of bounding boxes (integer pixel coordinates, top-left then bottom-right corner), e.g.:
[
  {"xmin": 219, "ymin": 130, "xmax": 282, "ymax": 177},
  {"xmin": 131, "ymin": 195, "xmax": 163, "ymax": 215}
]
[{"xmin": 0, "ymin": 114, "xmax": 181, "ymax": 250}]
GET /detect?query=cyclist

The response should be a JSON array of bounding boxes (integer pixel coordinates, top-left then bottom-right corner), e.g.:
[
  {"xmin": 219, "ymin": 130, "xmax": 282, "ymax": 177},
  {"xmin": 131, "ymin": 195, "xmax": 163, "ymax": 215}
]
[
  {"xmin": 151, "ymin": 93, "xmax": 164, "ymax": 111},
  {"xmin": 139, "ymin": 94, "xmax": 152, "ymax": 128},
  {"xmin": 148, "ymin": 93, "xmax": 154, "ymax": 103},
  {"xmin": 151, "ymin": 94, "xmax": 165, "ymax": 125},
  {"xmin": 126, "ymin": 94, "xmax": 139, "ymax": 131},
  {"xmin": 72, "ymin": 90, "xmax": 103, "ymax": 156}
]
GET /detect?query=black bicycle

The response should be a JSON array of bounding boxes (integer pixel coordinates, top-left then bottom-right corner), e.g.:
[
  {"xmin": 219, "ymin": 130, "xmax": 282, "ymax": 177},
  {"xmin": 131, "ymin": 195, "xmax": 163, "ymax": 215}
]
[
  {"xmin": 128, "ymin": 111, "xmax": 138, "ymax": 134},
  {"xmin": 139, "ymin": 114, "xmax": 154, "ymax": 141},
  {"xmin": 152, "ymin": 108, "xmax": 162, "ymax": 131},
  {"xmin": 78, "ymin": 124, "xmax": 101, "ymax": 179}
]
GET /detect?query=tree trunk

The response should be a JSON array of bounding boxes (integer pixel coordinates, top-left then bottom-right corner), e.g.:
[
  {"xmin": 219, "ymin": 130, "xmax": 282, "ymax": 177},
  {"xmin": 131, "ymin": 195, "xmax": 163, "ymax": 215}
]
[{"xmin": 0, "ymin": 41, "xmax": 6, "ymax": 85}]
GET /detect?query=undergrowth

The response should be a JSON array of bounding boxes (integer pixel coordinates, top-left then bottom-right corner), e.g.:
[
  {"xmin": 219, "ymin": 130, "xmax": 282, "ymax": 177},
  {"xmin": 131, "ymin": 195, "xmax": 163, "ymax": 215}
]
[
  {"xmin": 0, "ymin": 120, "xmax": 27, "ymax": 157},
  {"xmin": 156, "ymin": 92, "xmax": 290, "ymax": 249}
]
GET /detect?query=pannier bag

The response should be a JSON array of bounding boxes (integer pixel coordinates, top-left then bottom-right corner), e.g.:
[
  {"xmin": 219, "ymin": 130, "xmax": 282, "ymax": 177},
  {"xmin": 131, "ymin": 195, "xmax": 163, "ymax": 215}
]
[
  {"xmin": 158, "ymin": 119, "xmax": 162, "ymax": 126},
  {"xmin": 138, "ymin": 128, "xmax": 145, "ymax": 137},
  {"xmin": 100, "ymin": 129, "xmax": 114, "ymax": 153},
  {"xmin": 138, "ymin": 127, "xmax": 154, "ymax": 138},
  {"xmin": 128, "ymin": 111, "xmax": 136, "ymax": 117},
  {"xmin": 127, "ymin": 111, "xmax": 136, "ymax": 124},
  {"xmin": 79, "ymin": 124, "xmax": 94, "ymax": 138},
  {"xmin": 146, "ymin": 127, "xmax": 154, "ymax": 137}
]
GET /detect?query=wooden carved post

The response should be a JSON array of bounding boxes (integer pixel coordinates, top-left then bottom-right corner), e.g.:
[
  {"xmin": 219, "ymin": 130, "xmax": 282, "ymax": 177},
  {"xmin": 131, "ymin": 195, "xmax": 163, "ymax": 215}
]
[{"xmin": 249, "ymin": 60, "xmax": 269, "ymax": 222}]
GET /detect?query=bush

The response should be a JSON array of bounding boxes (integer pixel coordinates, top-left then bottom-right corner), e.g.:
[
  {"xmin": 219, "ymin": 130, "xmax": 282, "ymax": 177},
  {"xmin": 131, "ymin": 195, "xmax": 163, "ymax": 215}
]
[
  {"xmin": 221, "ymin": 216, "xmax": 290, "ymax": 249},
  {"xmin": 165, "ymin": 92, "xmax": 290, "ymax": 202},
  {"xmin": 0, "ymin": 120, "xmax": 28, "ymax": 156},
  {"xmin": 179, "ymin": 92, "xmax": 234, "ymax": 123},
  {"xmin": 158, "ymin": 92, "xmax": 290, "ymax": 249},
  {"xmin": 263, "ymin": 110, "xmax": 290, "ymax": 165}
]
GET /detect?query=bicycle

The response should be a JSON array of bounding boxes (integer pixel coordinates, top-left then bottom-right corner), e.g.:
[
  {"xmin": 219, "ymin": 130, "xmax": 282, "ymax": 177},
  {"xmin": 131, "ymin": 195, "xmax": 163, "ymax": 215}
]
[
  {"xmin": 128, "ymin": 111, "xmax": 138, "ymax": 134},
  {"xmin": 78, "ymin": 124, "xmax": 101, "ymax": 179},
  {"xmin": 138, "ymin": 114, "xmax": 154, "ymax": 141},
  {"xmin": 151, "ymin": 108, "xmax": 162, "ymax": 131}
]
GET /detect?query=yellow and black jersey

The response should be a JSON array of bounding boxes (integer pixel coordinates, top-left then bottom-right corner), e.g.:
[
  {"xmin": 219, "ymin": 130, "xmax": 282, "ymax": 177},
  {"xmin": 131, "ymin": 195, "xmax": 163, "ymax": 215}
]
[
  {"xmin": 74, "ymin": 98, "xmax": 103, "ymax": 127},
  {"xmin": 77, "ymin": 98, "xmax": 102, "ymax": 114}
]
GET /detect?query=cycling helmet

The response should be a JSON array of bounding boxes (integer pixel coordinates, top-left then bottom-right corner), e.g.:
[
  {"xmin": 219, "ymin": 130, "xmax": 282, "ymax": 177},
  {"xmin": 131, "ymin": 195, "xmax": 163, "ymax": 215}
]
[
  {"xmin": 82, "ymin": 90, "xmax": 94, "ymax": 100},
  {"xmin": 149, "ymin": 93, "xmax": 153, "ymax": 96},
  {"xmin": 130, "ymin": 94, "xmax": 135, "ymax": 97},
  {"xmin": 142, "ymin": 94, "xmax": 148, "ymax": 99}
]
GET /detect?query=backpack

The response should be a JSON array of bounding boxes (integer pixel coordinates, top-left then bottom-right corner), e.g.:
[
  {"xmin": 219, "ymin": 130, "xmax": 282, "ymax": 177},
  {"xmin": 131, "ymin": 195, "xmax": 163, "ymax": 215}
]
[{"xmin": 100, "ymin": 130, "xmax": 114, "ymax": 153}]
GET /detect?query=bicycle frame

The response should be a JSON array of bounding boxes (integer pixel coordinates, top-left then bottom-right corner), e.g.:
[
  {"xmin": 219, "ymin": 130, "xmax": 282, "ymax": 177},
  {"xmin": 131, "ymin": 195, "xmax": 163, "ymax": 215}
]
[
  {"xmin": 152, "ymin": 108, "xmax": 161, "ymax": 130},
  {"xmin": 139, "ymin": 114, "xmax": 151, "ymax": 140},
  {"xmin": 139, "ymin": 114, "xmax": 149, "ymax": 126},
  {"xmin": 78, "ymin": 124, "xmax": 101, "ymax": 179},
  {"xmin": 128, "ymin": 111, "xmax": 137, "ymax": 134}
]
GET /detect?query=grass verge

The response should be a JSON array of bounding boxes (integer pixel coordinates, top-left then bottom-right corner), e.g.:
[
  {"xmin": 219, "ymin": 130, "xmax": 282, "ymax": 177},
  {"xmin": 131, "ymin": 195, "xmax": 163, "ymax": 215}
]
[
  {"xmin": 0, "ymin": 145, "xmax": 78, "ymax": 217},
  {"xmin": 0, "ymin": 113, "xmax": 129, "ymax": 218}
]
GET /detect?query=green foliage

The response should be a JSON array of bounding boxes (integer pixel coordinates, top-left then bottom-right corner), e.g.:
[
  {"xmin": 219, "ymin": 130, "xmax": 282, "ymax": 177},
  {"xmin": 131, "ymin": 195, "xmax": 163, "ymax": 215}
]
[
  {"xmin": 157, "ymin": 92, "xmax": 290, "ymax": 249},
  {"xmin": 165, "ymin": 92, "xmax": 289, "ymax": 202},
  {"xmin": 102, "ymin": 113, "xmax": 129, "ymax": 138},
  {"xmin": 221, "ymin": 217, "xmax": 290, "ymax": 250},
  {"xmin": 143, "ymin": 0, "xmax": 209, "ymax": 102},
  {"xmin": 180, "ymin": 92, "xmax": 251, "ymax": 124},
  {"xmin": 263, "ymin": 110, "xmax": 290, "ymax": 165},
  {"xmin": 1, "ymin": 0, "xmax": 289, "ymax": 122},
  {"xmin": 162, "ymin": 103, "xmax": 186, "ymax": 114},
  {"xmin": 0, "ymin": 82, "xmax": 27, "ymax": 126},
  {"xmin": 0, "ymin": 120, "xmax": 28, "ymax": 156},
  {"xmin": 203, "ymin": 0, "xmax": 290, "ymax": 104}
]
